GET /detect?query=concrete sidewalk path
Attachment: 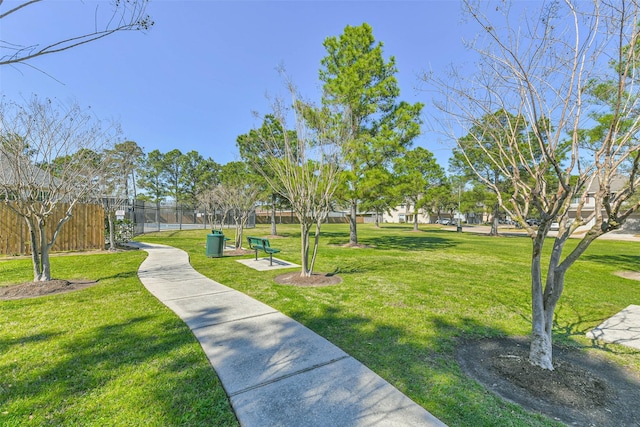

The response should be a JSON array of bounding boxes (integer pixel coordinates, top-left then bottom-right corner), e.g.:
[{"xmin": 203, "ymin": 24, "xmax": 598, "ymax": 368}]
[
  {"xmin": 131, "ymin": 242, "xmax": 446, "ymax": 427},
  {"xmin": 587, "ymin": 305, "xmax": 640, "ymax": 350}
]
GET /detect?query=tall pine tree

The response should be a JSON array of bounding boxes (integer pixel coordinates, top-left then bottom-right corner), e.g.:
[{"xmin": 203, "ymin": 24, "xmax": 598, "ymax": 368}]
[{"xmin": 319, "ymin": 23, "xmax": 422, "ymax": 245}]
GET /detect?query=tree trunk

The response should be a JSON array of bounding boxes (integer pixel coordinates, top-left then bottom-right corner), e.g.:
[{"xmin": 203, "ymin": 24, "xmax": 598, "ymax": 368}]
[
  {"xmin": 108, "ymin": 212, "xmax": 116, "ymax": 250},
  {"xmin": 349, "ymin": 199, "xmax": 358, "ymax": 245},
  {"xmin": 155, "ymin": 201, "xmax": 160, "ymax": 231},
  {"xmin": 528, "ymin": 228, "xmax": 572, "ymax": 370},
  {"xmin": 131, "ymin": 171, "xmax": 138, "ymax": 200},
  {"xmin": 308, "ymin": 220, "xmax": 323, "ymax": 275},
  {"xmin": 413, "ymin": 207, "xmax": 419, "ymax": 231},
  {"xmin": 375, "ymin": 210, "xmax": 380, "ymax": 228},
  {"xmin": 529, "ymin": 233, "xmax": 554, "ymax": 369},
  {"xmin": 233, "ymin": 215, "xmax": 243, "ymax": 250},
  {"xmin": 300, "ymin": 221, "xmax": 312, "ymax": 277},
  {"xmin": 529, "ymin": 326, "xmax": 554, "ymax": 369},
  {"xmin": 25, "ymin": 217, "xmax": 41, "ymax": 281},
  {"xmin": 124, "ymin": 178, "xmax": 130, "ymax": 205},
  {"xmin": 271, "ymin": 193, "xmax": 277, "ymax": 236},
  {"xmin": 38, "ymin": 219, "xmax": 51, "ymax": 281},
  {"xmin": 489, "ymin": 202, "xmax": 500, "ymax": 236},
  {"xmin": 235, "ymin": 227, "xmax": 242, "ymax": 250}
]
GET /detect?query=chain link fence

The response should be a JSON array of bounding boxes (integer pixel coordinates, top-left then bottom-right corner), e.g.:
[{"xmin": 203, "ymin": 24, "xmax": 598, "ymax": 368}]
[{"xmin": 129, "ymin": 200, "xmax": 255, "ymax": 235}]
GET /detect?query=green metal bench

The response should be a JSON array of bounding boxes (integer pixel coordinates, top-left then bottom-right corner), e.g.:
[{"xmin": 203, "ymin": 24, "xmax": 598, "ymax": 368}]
[{"xmin": 246, "ymin": 236, "xmax": 281, "ymax": 266}]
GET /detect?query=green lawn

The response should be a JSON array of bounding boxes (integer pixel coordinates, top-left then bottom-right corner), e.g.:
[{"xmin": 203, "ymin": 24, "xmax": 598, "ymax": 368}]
[
  {"xmin": 0, "ymin": 251, "xmax": 238, "ymax": 426},
  {"xmin": 1, "ymin": 224, "xmax": 638, "ymax": 426}
]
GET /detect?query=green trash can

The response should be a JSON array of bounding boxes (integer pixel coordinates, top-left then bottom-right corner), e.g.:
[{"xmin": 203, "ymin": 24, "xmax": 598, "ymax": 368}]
[{"xmin": 206, "ymin": 233, "xmax": 224, "ymax": 258}]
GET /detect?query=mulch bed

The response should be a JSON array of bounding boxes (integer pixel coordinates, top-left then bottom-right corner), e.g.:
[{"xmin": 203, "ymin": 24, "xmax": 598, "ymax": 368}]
[
  {"xmin": 0, "ymin": 279, "xmax": 99, "ymax": 301},
  {"xmin": 456, "ymin": 336, "xmax": 640, "ymax": 426},
  {"xmin": 274, "ymin": 271, "xmax": 342, "ymax": 287}
]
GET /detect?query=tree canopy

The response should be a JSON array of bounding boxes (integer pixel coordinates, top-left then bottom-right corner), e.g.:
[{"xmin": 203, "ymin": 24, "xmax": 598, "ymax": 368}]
[
  {"xmin": 394, "ymin": 147, "xmax": 445, "ymax": 230},
  {"xmin": 319, "ymin": 22, "xmax": 423, "ymax": 245}
]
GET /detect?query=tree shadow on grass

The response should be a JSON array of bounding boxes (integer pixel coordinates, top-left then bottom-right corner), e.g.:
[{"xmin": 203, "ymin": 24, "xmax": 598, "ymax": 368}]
[
  {"xmin": 365, "ymin": 234, "xmax": 458, "ymax": 251},
  {"xmin": 305, "ymin": 229, "xmax": 458, "ymax": 251},
  {"xmin": 95, "ymin": 270, "xmax": 140, "ymax": 282},
  {"xmin": 551, "ymin": 306, "xmax": 640, "ymax": 358},
  {"xmin": 0, "ymin": 331, "xmax": 63, "ymax": 348},
  {"xmin": 285, "ymin": 305, "xmax": 539, "ymax": 426},
  {"xmin": 261, "ymin": 227, "xmax": 458, "ymax": 253},
  {"xmin": 1, "ymin": 315, "xmax": 238, "ymax": 426},
  {"xmin": 287, "ymin": 303, "xmax": 640, "ymax": 426},
  {"xmin": 580, "ymin": 253, "xmax": 640, "ymax": 272}
]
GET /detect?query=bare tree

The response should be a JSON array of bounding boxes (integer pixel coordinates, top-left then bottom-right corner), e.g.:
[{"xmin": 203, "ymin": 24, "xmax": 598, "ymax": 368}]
[
  {"xmin": 197, "ymin": 188, "xmax": 223, "ymax": 230},
  {"xmin": 0, "ymin": 96, "xmax": 118, "ymax": 281},
  {"xmin": 208, "ymin": 160, "xmax": 260, "ymax": 249},
  {"xmin": 253, "ymin": 86, "xmax": 344, "ymax": 277},
  {"xmin": 0, "ymin": 0, "xmax": 153, "ymax": 67},
  {"xmin": 99, "ymin": 147, "xmax": 132, "ymax": 250},
  {"xmin": 103, "ymin": 140, "xmax": 144, "ymax": 205},
  {"xmin": 209, "ymin": 184, "xmax": 260, "ymax": 250},
  {"xmin": 427, "ymin": 0, "xmax": 640, "ymax": 370}
]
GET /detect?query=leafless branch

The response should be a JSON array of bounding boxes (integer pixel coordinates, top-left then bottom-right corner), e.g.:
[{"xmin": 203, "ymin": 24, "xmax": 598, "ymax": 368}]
[
  {"xmin": 0, "ymin": 95, "xmax": 119, "ymax": 280},
  {"xmin": 0, "ymin": 0, "xmax": 153, "ymax": 66},
  {"xmin": 425, "ymin": 0, "xmax": 640, "ymax": 370},
  {"xmin": 251, "ymin": 82, "xmax": 344, "ymax": 276}
]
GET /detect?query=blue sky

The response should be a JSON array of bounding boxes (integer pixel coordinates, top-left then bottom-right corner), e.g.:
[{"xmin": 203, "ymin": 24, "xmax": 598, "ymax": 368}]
[{"xmin": 2, "ymin": 0, "xmax": 481, "ymax": 168}]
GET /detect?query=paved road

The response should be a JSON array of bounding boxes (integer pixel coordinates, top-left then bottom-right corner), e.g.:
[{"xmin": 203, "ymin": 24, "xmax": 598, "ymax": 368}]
[{"xmin": 450, "ymin": 225, "xmax": 640, "ymax": 242}]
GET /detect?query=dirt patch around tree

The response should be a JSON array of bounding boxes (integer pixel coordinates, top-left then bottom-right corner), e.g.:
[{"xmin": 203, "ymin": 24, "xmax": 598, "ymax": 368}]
[
  {"xmin": 456, "ymin": 336, "xmax": 640, "ymax": 426},
  {"xmin": 0, "ymin": 279, "xmax": 99, "ymax": 301},
  {"xmin": 274, "ymin": 271, "xmax": 342, "ymax": 287}
]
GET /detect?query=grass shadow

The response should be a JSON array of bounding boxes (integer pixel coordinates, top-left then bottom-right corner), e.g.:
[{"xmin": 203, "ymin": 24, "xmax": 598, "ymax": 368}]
[
  {"xmin": 95, "ymin": 270, "xmax": 140, "ymax": 282},
  {"xmin": 581, "ymin": 253, "xmax": 640, "ymax": 271},
  {"xmin": 1, "ymin": 310, "xmax": 237, "ymax": 425},
  {"xmin": 365, "ymin": 234, "xmax": 458, "ymax": 251},
  {"xmin": 0, "ymin": 331, "xmax": 63, "ymax": 348},
  {"xmin": 285, "ymin": 305, "xmax": 526, "ymax": 425},
  {"xmin": 552, "ymin": 308, "xmax": 640, "ymax": 356}
]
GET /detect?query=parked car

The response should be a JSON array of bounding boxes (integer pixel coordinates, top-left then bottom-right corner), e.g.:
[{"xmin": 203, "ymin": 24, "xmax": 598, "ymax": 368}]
[
  {"xmin": 550, "ymin": 222, "xmax": 560, "ymax": 231},
  {"xmin": 435, "ymin": 218, "xmax": 452, "ymax": 225},
  {"xmin": 526, "ymin": 218, "xmax": 540, "ymax": 226}
]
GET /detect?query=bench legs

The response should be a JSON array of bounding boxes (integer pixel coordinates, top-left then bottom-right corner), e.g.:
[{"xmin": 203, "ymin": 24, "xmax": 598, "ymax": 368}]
[{"xmin": 251, "ymin": 247, "xmax": 276, "ymax": 266}]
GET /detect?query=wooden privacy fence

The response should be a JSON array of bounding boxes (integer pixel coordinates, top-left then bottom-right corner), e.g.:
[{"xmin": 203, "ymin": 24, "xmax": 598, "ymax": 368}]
[{"xmin": 0, "ymin": 203, "xmax": 105, "ymax": 255}]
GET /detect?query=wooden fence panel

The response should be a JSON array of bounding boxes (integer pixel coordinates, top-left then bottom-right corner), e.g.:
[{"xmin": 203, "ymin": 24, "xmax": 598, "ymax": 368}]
[{"xmin": 0, "ymin": 203, "xmax": 105, "ymax": 255}]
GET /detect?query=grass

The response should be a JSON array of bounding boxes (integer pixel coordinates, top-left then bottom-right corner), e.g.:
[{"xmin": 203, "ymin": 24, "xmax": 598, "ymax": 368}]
[
  {"xmin": 0, "ymin": 251, "xmax": 239, "ymax": 426},
  {"xmin": 138, "ymin": 224, "xmax": 640, "ymax": 426},
  {"xmin": 1, "ymin": 224, "xmax": 638, "ymax": 426}
]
